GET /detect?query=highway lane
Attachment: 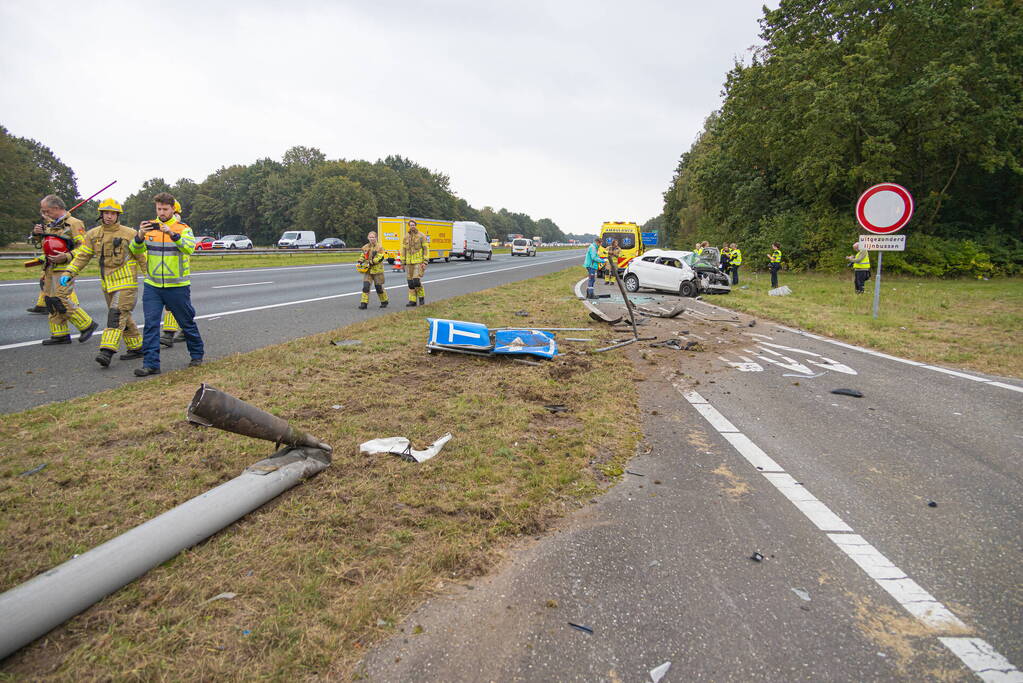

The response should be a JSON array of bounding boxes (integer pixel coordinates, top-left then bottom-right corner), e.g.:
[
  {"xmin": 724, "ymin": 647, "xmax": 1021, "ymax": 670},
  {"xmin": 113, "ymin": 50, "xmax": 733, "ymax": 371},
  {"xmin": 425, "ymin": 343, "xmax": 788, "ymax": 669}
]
[
  {"xmin": 364, "ymin": 291, "xmax": 1023, "ymax": 681},
  {"xmin": 0, "ymin": 250, "xmax": 584, "ymax": 413}
]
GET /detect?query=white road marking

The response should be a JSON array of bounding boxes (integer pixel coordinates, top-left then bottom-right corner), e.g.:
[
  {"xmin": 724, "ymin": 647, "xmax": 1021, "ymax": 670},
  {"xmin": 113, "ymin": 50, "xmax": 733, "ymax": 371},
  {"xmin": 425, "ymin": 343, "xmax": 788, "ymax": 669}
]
[
  {"xmin": 664, "ymin": 372, "xmax": 1021, "ymax": 680},
  {"xmin": 746, "ymin": 347, "xmax": 816, "ymax": 375},
  {"xmin": 211, "ymin": 281, "xmax": 274, "ymax": 289},
  {"xmin": 989, "ymin": 382, "xmax": 1023, "ymax": 394},
  {"xmin": 0, "ymin": 254, "xmax": 583, "ymax": 352},
  {"xmin": 938, "ymin": 638, "xmax": 1023, "ymax": 682},
  {"xmin": 721, "ymin": 433, "xmax": 783, "ymax": 472},
  {"xmin": 718, "ymin": 355, "xmax": 763, "ymax": 372}
]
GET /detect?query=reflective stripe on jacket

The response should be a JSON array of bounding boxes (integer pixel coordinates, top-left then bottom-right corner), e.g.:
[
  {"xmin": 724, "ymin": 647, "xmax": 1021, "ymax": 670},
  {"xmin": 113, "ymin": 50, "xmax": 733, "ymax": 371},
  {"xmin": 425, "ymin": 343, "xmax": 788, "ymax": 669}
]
[
  {"xmin": 729, "ymin": 248, "xmax": 742, "ymax": 265},
  {"xmin": 769, "ymin": 249, "xmax": 782, "ymax": 264}
]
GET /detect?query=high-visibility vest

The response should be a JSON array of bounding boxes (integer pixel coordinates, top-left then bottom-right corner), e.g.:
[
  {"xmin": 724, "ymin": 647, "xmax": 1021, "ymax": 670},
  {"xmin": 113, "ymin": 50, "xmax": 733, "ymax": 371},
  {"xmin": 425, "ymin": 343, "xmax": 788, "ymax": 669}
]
[
  {"xmin": 730, "ymin": 248, "xmax": 743, "ymax": 265},
  {"xmin": 852, "ymin": 249, "xmax": 871, "ymax": 270},
  {"xmin": 769, "ymin": 249, "xmax": 782, "ymax": 264},
  {"xmin": 129, "ymin": 217, "xmax": 196, "ymax": 287}
]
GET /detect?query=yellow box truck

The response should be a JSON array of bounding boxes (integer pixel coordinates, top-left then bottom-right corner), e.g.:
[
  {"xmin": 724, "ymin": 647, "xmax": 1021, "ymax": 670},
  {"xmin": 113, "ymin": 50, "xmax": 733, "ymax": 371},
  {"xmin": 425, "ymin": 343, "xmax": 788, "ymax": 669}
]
[{"xmin": 377, "ymin": 216, "xmax": 454, "ymax": 263}]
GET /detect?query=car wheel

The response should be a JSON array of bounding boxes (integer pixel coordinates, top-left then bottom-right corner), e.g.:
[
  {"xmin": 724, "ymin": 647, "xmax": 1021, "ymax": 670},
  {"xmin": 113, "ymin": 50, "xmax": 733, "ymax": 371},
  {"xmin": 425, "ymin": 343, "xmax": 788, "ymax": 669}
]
[
  {"xmin": 445, "ymin": 257, "xmax": 449, "ymax": 262},
  {"xmin": 246, "ymin": 243, "xmax": 252, "ymax": 249},
  {"xmin": 623, "ymin": 274, "xmax": 640, "ymax": 292},
  {"xmin": 486, "ymin": 251, "xmax": 492, "ymax": 261},
  {"xmin": 679, "ymin": 281, "xmax": 697, "ymax": 297}
]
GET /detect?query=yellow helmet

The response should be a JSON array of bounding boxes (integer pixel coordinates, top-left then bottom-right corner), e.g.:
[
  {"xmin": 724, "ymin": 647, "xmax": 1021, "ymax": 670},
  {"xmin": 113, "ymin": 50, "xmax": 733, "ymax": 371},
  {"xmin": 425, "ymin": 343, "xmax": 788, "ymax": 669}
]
[
  {"xmin": 173, "ymin": 200, "xmax": 182, "ymax": 214},
  {"xmin": 97, "ymin": 198, "xmax": 123, "ymax": 213}
]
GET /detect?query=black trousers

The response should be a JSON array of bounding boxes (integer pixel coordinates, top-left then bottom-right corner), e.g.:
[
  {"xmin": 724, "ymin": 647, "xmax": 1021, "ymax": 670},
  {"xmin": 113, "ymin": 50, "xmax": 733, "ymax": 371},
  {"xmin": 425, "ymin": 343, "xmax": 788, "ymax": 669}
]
[
  {"xmin": 769, "ymin": 263, "xmax": 780, "ymax": 288},
  {"xmin": 854, "ymin": 270, "xmax": 869, "ymax": 292},
  {"xmin": 731, "ymin": 266, "xmax": 740, "ymax": 285}
]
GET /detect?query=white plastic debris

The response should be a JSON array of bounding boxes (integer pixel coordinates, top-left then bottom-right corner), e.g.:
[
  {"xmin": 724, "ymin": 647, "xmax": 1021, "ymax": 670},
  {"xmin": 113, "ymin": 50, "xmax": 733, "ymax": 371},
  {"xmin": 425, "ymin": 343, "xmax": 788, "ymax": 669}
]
[
  {"xmin": 201, "ymin": 592, "xmax": 237, "ymax": 605},
  {"xmin": 360, "ymin": 433, "xmax": 453, "ymax": 463},
  {"xmin": 791, "ymin": 587, "xmax": 811, "ymax": 601},
  {"xmin": 650, "ymin": 661, "xmax": 672, "ymax": 682},
  {"xmin": 768, "ymin": 285, "xmax": 792, "ymax": 296}
]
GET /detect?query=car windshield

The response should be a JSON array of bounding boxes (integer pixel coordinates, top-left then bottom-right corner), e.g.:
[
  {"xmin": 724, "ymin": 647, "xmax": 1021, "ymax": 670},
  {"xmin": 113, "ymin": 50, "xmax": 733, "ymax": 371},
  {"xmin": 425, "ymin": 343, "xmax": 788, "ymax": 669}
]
[
  {"xmin": 602, "ymin": 232, "xmax": 636, "ymax": 249},
  {"xmin": 513, "ymin": 239, "xmax": 530, "ymax": 246},
  {"xmin": 225, "ymin": 235, "xmax": 244, "ymax": 240},
  {"xmin": 683, "ymin": 251, "xmax": 719, "ymax": 268},
  {"xmin": 282, "ymin": 232, "xmax": 299, "ymax": 239}
]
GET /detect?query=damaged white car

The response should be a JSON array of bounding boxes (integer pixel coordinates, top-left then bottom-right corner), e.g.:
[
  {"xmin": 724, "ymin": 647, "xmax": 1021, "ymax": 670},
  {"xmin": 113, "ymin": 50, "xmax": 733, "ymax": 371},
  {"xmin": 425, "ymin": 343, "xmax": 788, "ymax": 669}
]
[{"xmin": 622, "ymin": 248, "xmax": 731, "ymax": 297}]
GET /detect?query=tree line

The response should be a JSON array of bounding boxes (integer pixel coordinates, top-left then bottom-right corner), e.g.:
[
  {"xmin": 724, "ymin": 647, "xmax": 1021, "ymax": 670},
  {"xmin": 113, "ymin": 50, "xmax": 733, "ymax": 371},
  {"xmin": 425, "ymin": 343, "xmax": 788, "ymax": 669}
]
[
  {"xmin": 0, "ymin": 135, "xmax": 568, "ymax": 247},
  {"xmin": 661, "ymin": 0, "xmax": 1023, "ymax": 276}
]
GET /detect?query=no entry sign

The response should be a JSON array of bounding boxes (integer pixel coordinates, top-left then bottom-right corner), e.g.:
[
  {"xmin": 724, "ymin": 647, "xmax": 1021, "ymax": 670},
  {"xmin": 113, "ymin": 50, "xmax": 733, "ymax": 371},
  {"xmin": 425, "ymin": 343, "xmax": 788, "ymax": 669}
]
[{"xmin": 856, "ymin": 183, "xmax": 913, "ymax": 234}]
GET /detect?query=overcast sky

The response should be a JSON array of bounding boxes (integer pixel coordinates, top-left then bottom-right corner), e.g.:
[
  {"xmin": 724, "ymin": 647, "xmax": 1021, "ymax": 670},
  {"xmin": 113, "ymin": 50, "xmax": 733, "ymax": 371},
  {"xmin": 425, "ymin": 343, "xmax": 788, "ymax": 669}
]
[{"xmin": 1, "ymin": 1, "xmax": 771, "ymax": 234}]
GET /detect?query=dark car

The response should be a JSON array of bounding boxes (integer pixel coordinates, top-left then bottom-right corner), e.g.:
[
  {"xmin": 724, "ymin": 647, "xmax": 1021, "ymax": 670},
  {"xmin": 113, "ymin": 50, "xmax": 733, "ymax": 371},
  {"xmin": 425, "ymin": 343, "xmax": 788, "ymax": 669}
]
[{"xmin": 314, "ymin": 238, "xmax": 346, "ymax": 249}]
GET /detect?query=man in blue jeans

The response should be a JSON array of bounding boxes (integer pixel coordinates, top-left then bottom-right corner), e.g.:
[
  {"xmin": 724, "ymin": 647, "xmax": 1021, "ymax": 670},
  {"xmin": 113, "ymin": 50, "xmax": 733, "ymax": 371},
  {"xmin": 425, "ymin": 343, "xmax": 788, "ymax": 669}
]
[
  {"xmin": 129, "ymin": 192, "xmax": 204, "ymax": 376},
  {"xmin": 583, "ymin": 237, "xmax": 606, "ymax": 299}
]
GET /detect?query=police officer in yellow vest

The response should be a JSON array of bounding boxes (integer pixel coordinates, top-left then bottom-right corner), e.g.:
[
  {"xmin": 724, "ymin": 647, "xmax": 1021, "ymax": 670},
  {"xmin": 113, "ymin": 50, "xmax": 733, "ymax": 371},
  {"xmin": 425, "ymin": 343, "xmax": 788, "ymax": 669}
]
[
  {"xmin": 61, "ymin": 199, "xmax": 147, "ymax": 366},
  {"xmin": 358, "ymin": 231, "xmax": 389, "ymax": 309},
  {"xmin": 401, "ymin": 220, "xmax": 429, "ymax": 307},
  {"xmin": 33, "ymin": 195, "xmax": 99, "ymax": 345},
  {"xmin": 728, "ymin": 242, "xmax": 742, "ymax": 285},
  {"xmin": 768, "ymin": 242, "xmax": 782, "ymax": 288},
  {"xmin": 130, "ymin": 192, "xmax": 204, "ymax": 376},
  {"xmin": 847, "ymin": 241, "xmax": 871, "ymax": 293}
]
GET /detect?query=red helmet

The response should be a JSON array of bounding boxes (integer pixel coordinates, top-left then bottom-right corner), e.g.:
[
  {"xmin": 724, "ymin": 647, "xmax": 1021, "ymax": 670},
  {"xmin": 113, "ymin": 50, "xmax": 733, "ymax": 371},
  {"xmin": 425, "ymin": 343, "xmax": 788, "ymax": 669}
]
[{"xmin": 42, "ymin": 235, "xmax": 73, "ymax": 257}]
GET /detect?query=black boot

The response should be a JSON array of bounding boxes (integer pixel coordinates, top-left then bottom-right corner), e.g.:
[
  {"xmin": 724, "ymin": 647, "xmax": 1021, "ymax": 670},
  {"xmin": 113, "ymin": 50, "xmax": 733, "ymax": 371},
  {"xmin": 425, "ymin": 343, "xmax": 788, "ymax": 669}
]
[
  {"xmin": 26, "ymin": 306, "xmax": 47, "ymax": 314},
  {"xmin": 134, "ymin": 366, "xmax": 161, "ymax": 377},
  {"xmin": 406, "ymin": 300, "xmax": 417, "ymax": 307},
  {"xmin": 160, "ymin": 332, "xmax": 175, "ymax": 348},
  {"xmin": 120, "ymin": 349, "xmax": 144, "ymax": 360},
  {"xmin": 78, "ymin": 321, "xmax": 99, "ymax": 343},
  {"xmin": 380, "ymin": 300, "xmax": 389, "ymax": 308},
  {"xmin": 42, "ymin": 335, "xmax": 71, "ymax": 345},
  {"xmin": 418, "ymin": 297, "xmax": 425, "ymax": 306},
  {"xmin": 95, "ymin": 348, "xmax": 114, "ymax": 367},
  {"xmin": 358, "ymin": 302, "xmax": 368, "ymax": 310}
]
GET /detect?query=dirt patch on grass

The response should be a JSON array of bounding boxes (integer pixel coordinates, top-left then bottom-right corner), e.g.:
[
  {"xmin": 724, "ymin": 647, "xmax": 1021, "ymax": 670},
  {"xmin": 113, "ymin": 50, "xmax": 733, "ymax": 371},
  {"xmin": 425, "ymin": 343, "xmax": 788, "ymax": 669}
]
[{"xmin": 0, "ymin": 267, "xmax": 639, "ymax": 680}]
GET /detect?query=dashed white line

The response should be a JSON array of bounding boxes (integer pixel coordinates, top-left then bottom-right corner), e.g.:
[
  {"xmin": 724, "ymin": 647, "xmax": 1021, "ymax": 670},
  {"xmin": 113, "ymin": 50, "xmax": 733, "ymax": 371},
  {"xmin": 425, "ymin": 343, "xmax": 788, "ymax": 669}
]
[
  {"xmin": 665, "ymin": 370, "xmax": 1021, "ymax": 680},
  {"xmin": 211, "ymin": 281, "xmax": 273, "ymax": 289}
]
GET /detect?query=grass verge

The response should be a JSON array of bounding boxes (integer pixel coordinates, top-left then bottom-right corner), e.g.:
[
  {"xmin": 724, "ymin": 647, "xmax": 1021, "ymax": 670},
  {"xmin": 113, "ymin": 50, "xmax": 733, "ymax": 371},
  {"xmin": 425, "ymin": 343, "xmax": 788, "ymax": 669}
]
[
  {"xmin": 0, "ymin": 266, "xmax": 638, "ymax": 680},
  {"xmin": 715, "ymin": 270, "xmax": 1023, "ymax": 378},
  {"xmin": 0, "ymin": 247, "xmax": 581, "ymax": 281}
]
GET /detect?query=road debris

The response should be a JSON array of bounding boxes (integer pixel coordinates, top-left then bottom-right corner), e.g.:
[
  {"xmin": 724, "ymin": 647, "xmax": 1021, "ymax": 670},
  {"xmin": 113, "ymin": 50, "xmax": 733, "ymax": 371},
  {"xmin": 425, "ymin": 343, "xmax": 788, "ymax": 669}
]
[
  {"xmin": 360, "ymin": 434, "xmax": 453, "ymax": 463},
  {"xmin": 427, "ymin": 318, "xmax": 559, "ymax": 360},
  {"xmin": 748, "ymin": 320, "xmax": 757, "ymax": 327},
  {"xmin": 650, "ymin": 339, "xmax": 683, "ymax": 350},
  {"xmin": 927, "ymin": 500, "xmax": 937, "ymax": 508},
  {"xmin": 331, "ymin": 339, "xmax": 362, "ymax": 347},
  {"xmin": 831, "ymin": 388, "xmax": 864, "ymax": 398},
  {"xmin": 650, "ymin": 661, "xmax": 672, "ymax": 683},
  {"xmin": 769, "ymin": 285, "xmax": 792, "ymax": 296},
  {"xmin": 514, "ymin": 310, "xmax": 530, "ymax": 317},
  {"xmin": 750, "ymin": 551, "xmax": 764, "ymax": 562},
  {"xmin": 201, "ymin": 592, "xmax": 238, "ymax": 606},
  {"xmin": 635, "ymin": 302, "xmax": 686, "ymax": 319},
  {"xmin": 564, "ymin": 337, "xmax": 595, "ymax": 342},
  {"xmin": 331, "ymin": 405, "xmax": 343, "ymax": 410},
  {"xmin": 568, "ymin": 622, "xmax": 594, "ymax": 634},
  {"xmin": 783, "ymin": 372, "xmax": 825, "ymax": 378},
  {"xmin": 684, "ymin": 341, "xmax": 704, "ymax": 352},
  {"xmin": 589, "ymin": 311, "xmax": 624, "ymax": 325},
  {"xmin": 625, "ymin": 470, "xmax": 645, "ymax": 477},
  {"xmin": 543, "ymin": 404, "xmax": 569, "ymax": 413},
  {"xmin": 18, "ymin": 463, "xmax": 47, "ymax": 477},
  {"xmin": 791, "ymin": 588, "xmax": 811, "ymax": 602}
]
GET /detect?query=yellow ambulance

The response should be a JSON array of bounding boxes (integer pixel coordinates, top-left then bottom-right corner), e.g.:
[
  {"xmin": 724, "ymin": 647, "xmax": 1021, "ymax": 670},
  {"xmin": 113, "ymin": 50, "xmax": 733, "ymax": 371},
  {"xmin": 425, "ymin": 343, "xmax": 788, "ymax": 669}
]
[
  {"xmin": 599, "ymin": 221, "xmax": 644, "ymax": 273},
  {"xmin": 378, "ymin": 216, "xmax": 454, "ymax": 263}
]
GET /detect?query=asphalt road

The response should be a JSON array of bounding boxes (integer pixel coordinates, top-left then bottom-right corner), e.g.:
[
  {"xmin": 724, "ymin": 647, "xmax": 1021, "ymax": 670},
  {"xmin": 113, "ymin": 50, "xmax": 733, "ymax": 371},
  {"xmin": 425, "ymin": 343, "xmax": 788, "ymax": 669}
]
[
  {"xmin": 0, "ymin": 250, "xmax": 584, "ymax": 413},
  {"xmin": 362, "ymin": 289, "xmax": 1023, "ymax": 682}
]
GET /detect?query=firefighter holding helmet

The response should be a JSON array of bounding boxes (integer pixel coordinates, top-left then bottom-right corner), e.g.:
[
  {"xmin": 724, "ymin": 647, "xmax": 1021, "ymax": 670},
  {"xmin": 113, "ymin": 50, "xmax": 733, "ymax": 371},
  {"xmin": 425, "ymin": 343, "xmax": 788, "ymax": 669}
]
[
  {"xmin": 357, "ymin": 231, "xmax": 389, "ymax": 309},
  {"xmin": 33, "ymin": 195, "xmax": 98, "ymax": 345},
  {"xmin": 60, "ymin": 199, "xmax": 147, "ymax": 366}
]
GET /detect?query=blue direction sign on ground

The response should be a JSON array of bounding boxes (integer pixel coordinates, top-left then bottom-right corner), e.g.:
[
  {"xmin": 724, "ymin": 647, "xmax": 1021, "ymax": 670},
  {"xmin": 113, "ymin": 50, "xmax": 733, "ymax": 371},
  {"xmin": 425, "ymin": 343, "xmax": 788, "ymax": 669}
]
[
  {"xmin": 428, "ymin": 318, "xmax": 492, "ymax": 349},
  {"xmin": 641, "ymin": 232, "xmax": 658, "ymax": 245}
]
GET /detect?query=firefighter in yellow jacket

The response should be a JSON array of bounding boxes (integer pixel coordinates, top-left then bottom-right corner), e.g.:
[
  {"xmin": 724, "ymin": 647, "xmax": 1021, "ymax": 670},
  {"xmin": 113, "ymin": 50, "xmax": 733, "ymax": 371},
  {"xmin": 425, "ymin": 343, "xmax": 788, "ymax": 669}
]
[
  {"xmin": 401, "ymin": 220, "xmax": 429, "ymax": 307},
  {"xmin": 33, "ymin": 195, "xmax": 98, "ymax": 345},
  {"xmin": 358, "ymin": 231, "xmax": 389, "ymax": 309},
  {"xmin": 61, "ymin": 199, "xmax": 147, "ymax": 366},
  {"xmin": 604, "ymin": 239, "xmax": 622, "ymax": 284}
]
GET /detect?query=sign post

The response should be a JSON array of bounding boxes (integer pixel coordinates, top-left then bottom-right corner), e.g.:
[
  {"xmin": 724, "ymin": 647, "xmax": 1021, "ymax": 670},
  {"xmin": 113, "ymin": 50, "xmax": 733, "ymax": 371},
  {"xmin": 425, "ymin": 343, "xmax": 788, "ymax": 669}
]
[{"xmin": 855, "ymin": 183, "xmax": 913, "ymax": 319}]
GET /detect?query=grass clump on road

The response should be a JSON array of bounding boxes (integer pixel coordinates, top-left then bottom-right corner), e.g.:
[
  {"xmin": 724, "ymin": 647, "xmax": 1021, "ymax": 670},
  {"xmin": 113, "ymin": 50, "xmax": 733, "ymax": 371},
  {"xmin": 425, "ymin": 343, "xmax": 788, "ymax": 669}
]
[
  {"xmin": 0, "ymin": 266, "xmax": 638, "ymax": 680},
  {"xmin": 717, "ymin": 271, "xmax": 1023, "ymax": 377}
]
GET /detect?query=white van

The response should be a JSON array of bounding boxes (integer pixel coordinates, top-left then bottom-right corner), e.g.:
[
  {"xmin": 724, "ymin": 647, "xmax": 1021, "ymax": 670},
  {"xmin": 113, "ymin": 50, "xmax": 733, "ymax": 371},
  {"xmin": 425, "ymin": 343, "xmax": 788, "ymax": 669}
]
[
  {"xmin": 450, "ymin": 221, "xmax": 493, "ymax": 261},
  {"xmin": 277, "ymin": 230, "xmax": 316, "ymax": 249}
]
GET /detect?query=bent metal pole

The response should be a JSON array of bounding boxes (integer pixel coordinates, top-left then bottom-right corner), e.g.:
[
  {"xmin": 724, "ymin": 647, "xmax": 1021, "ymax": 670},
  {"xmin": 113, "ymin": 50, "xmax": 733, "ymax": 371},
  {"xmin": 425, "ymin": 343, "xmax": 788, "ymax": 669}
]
[{"xmin": 0, "ymin": 386, "xmax": 331, "ymax": 661}]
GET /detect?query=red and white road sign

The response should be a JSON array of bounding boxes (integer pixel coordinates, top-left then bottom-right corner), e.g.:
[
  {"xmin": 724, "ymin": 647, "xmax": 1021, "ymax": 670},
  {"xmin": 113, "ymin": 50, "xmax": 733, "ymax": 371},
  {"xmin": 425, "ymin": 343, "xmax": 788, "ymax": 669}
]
[{"xmin": 856, "ymin": 183, "xmax": 913, "ymax": 234}]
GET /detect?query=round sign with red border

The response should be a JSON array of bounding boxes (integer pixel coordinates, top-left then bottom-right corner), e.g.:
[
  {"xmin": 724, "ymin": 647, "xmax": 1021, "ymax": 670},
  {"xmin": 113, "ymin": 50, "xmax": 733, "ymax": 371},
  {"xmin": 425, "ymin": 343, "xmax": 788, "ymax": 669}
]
[{"xmin": 856, "ymin": 183, "xmax": 913, "ymax": 234}]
